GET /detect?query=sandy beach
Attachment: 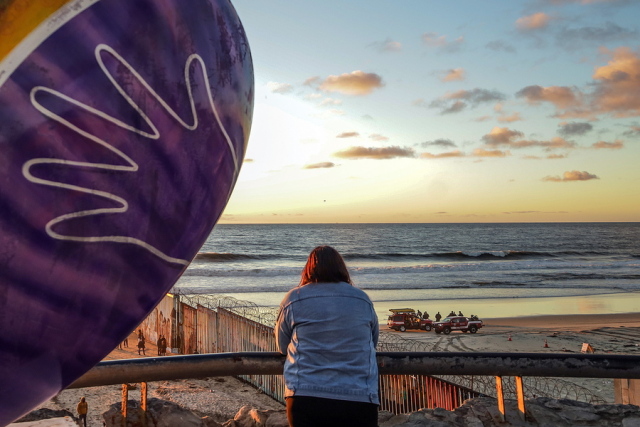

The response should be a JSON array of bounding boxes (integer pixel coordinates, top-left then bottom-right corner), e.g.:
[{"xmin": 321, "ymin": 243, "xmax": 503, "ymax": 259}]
[{"xmin": 23, "ymin": 310, "xmax": 640, "ymax": 425}]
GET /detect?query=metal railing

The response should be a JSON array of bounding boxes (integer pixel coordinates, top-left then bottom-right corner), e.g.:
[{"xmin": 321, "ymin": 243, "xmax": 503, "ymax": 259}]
[{"xmin": 69, "ymin": 352, "xmax": 640, "ymax": 388}]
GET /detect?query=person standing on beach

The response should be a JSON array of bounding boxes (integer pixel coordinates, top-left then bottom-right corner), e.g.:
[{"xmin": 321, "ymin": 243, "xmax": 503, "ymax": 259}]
[
  {"xmin": 276, "ymin": 246, "xmax": 379, "ymax": 427},
  {"xmin": 137, "ymin": 335, "xmax": 146, "ymax": 355},
  {"xmin": 159, "ymin": 335, "xmax": 167, "ymax": 356},
  {"xmin": 76, "ymin": 397, "xmax": 88, "ymax": 427}
]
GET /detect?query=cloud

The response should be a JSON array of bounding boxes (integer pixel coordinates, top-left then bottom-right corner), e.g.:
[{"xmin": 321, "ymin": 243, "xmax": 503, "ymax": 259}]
[
  {"xmin": 333, "ymin": 146, "xmax": 415, "ymax": 159},
  {"xmin": 319, "ymin": 98, "xmax": 343, "ymax": 107},
  {"xmin": 592, "ymin": 140, "xmax": 624, "ymax": 149},
  {"xmin": 420, "ymin": 150, "xmax": 464, "ymax": 159},
  {"xmin": 623, "ymin": 125, "xmax": 640, "ymax": 137},
  {"xmin": 556, "ymin": 22, "xmax": 637, "ymax": 50},
  {"xmin": 319, "ymin": 71, "xmax": 384, "ymax": 95},
  {"xmin": 516, "ymin": 85, "xmax": 581, "ymax": 110},
  {"xmin": 558, "ymin": 122, "xmax": 593, "ymax": 136},
  {"xmin": 303, "ymin": 76, "xmax": 321, "ymax": 86},
  {"xmin": 370, "ymin": 38, "xmax": 402, "ymax": 53},
  {"xmin": 421, "ymin": 32, "xmax": 465, "ymax": 52},
  {"xmin": 267, "ymin": 82, "xmax": 294, "ymax": 94},
  {"xmin": 497, "ymin": 112, "xmax": 523, "ymax": 123},
  {"xmin": 421, "ymin": 138, "xmax": 457, "ymax": 148},
  {"xmin": 304, "ymin": 162, "xmax": 336, "ymax": 169},
  {"xmin": 336, "ymin": 131, "xmax": 360, "ymax": 138},
  {"xmin": 482, "ymin": 127, "xmax": 524, "ymax": 145},
  {"xmin": 486, "ymin": 40, "xmax": 517, "ymax": 53},
  {"xmin": 542, "ymin": 170, "xmax": 599, "ymax": 182},
  {"xmin": 483, "ymin": 127, "xmax": 576, "ymax": 150},
  {"xmin": 516, "ymin": 48, "xmax": 640, "ymax": 118},
  {"xmin": 516, "ymin": 12, "xmax": 552, "ymax": 31},
  {"xmin": 472, "ymin": 148, "xmax": 511, "ymax": 157},
  {"xmin": 590, "ymin": 47, "xmax": 640, "ymax": 117},
  {"xmin": 430, "ymin": 88, "xmax": 506, "ymax": 114},
  {"xmin": 369, "ymin": 134, "xmax": 389, "ymax": 142},
  {"xmin": 441, "ymin": 68, "xmax": 466, "ymax": 82}
]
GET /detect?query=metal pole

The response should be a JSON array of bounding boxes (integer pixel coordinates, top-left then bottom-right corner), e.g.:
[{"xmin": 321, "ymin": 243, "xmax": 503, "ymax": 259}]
[{"xmin": 68, "ymin": 351, "xmax": 640, "ymax": 389}]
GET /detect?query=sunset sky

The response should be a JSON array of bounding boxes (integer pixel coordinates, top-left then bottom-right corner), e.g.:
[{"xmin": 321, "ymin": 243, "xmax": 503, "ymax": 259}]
[{"xmin": 221, "ymin": 0, "xmax": 640, "ymax": 224}]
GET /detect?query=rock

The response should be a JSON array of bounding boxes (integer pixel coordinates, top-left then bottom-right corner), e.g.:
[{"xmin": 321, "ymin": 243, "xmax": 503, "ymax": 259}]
[
  {"xmin": 15, "ymin": 409, "xmax": 76, "ymax": 423},
  {"xmin": 103, "ymin": 398, "xmax": 205, "ymax": 427},
  {"xmin": 622, "ymin": 418, "xmax": 640, "ymax": 427},
  {"xmin": 374, "ymin": 396, "xmax": 640, "ymax": 426},
  {"xmin": 218, "ymin": 405, "xmax": 288, "ymax": 427}
]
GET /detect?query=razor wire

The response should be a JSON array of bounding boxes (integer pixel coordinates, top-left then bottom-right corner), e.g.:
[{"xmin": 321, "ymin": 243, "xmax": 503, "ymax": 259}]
[{"xmin": 174, "ymin": 292, "xmax": 279, "ymax": 326}]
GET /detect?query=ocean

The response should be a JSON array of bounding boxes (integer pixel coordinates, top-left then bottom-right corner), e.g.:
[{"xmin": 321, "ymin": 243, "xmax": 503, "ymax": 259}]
[{"xmin": 173, "ymin": 223, "xmax": 640, "ymax": 318}]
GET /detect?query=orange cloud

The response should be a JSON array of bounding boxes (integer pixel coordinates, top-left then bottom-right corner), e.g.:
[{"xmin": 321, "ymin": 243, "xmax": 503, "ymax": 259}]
[
  {"xmin": 592, "ymin": 140, "xmax": 624, "ymax": 149},
  {"xmin": 482, "ymin": 127, "xmax": 524, "ymax": 145},
  {"xmin": 483, "ymin": 127, "xmax": 575, "ymax": 151},
  {"xmin": 422, "ymin": 32, "xmax": 464, "ymax": 52},
  {"xmin": 420, "ymin": 150, "xmax": 464, "ymax": 159},
  {"xmin": 472, "ymin": 148, "xmax": 511, "ymax": 157},
  {"xmin": 441, "ymin": 68, "xmax": 465, "ymax": 82},
  {"xmin": 591, "ymin": 47, "xmax": 640, "ymax": 117},
  {"xmin": 542, "ymin": 170, "xmax": 599, "ymax": 182},
  {"xmin": 319, "ymin": 71, "xmax": 384, "ymax": 95},
  {"xmin": 512, "ymin": 137, "xmax": 575, "ymax": 150},
  {"xmin": 497, "ymin": 112, "xmax": 522, "ymax": 123},
  {"xmin": 516, "ymin": 85, "xmax": 581, "ymax": 109},
  {"xmin": 516, "ymin": 48, "xmax": 640, "ymax": 118},
  {"xmin": 333, "ymin": 146, "xmax": 415, "ymax": 160},
  {"xmin": 336, "ymin": 132, "xmax": 359, "ymax": 138},
  {"xmin": 369, "ymin": 134, "xmax": 389, "ymax": 141},
  {"xmin": 516, "ymin": 12, "xmax": 551, "ymax": 31},
  {"xmin": 304, "ymin": 162, "xmax": 335, "ymax": 169}
]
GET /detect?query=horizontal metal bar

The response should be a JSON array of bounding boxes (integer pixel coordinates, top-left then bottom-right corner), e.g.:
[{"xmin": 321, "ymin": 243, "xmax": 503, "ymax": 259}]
[{"xmin": 68, "ymin": 351, "xmax": 640, "ymax": 389}]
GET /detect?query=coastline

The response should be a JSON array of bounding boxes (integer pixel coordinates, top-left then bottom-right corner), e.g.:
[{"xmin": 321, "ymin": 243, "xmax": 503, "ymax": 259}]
[{"xmin": 218, "ymin": 290, "xmax": 640, "ymax": 324}]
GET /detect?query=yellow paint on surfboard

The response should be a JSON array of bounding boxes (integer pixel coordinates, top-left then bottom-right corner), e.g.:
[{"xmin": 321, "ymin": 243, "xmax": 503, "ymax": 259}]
[{"xmin": 0, "ymin": 0, "xmax": 71, "ymax": 61}]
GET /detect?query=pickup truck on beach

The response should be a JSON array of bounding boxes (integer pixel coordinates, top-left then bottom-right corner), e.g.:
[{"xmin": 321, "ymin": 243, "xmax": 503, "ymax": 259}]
[
  {"xmin": 387, "ymin": 308, "xmax": 433, "ymax": 332},
  {"xmin": 433, "ymin": 316, "xmax": 483, "ymax": 334}
]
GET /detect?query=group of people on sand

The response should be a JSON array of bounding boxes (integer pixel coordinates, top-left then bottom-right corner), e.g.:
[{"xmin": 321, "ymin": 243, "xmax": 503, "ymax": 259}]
[
  {"xmin": 135, "ymin": 329, "xmax": 168, "ymax": 356},
  {"xmin": 415, "ymin": 310, "xmax": 465, "ymax": 322}
]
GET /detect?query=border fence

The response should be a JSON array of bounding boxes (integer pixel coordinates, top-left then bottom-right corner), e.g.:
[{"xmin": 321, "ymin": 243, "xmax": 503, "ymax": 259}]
[{"xmin": 137, "ymin": 292, "xmax": 606, "ymax": 414}]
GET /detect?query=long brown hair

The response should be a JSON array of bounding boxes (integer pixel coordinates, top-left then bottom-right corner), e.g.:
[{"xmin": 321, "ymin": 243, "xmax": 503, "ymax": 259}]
[{"xmin": 299, "ymin": 246, "xmax": 352, "ymax": 286}]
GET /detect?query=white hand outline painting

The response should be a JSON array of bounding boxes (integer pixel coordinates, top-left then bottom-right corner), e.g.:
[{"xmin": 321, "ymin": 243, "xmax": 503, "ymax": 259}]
[{"xmin": 22, "ymin": 44, "xmax": 239, "ymax": 266}]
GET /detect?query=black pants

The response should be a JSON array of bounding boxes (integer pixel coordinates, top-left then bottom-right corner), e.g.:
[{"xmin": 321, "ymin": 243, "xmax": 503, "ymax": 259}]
[{"xmin": 286, "ymin": 396, "xmax": 378, "ymax": 427}]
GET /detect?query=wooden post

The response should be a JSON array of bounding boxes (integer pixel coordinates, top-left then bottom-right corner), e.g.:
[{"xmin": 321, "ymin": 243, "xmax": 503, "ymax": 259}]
[
  {"xmin": 141, "ymin": 382, "xmax": 148, "ymax": 427},
  {"xmin": 495, "ymin": 376, "xmax": 506, "ymax": 422},
  {"xmin": 121, "ymin": 384, "xmax": 128, "ymax": 427},
  {"xmin": 515, "ymin": 376, "xmax": 526, "ymax": 421}
]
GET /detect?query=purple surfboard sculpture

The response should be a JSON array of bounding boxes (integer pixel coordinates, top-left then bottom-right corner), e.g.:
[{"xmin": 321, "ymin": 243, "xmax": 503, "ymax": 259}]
[{"xmin": 0, "ymin": 0, "xmax": 253, "ymax": 423}]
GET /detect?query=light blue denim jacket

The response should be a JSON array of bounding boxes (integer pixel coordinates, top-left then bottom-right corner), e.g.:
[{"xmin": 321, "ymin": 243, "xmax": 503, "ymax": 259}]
[{"xmin": 275, "ymin": 282, "xmax": 379, "ymax": 404}]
